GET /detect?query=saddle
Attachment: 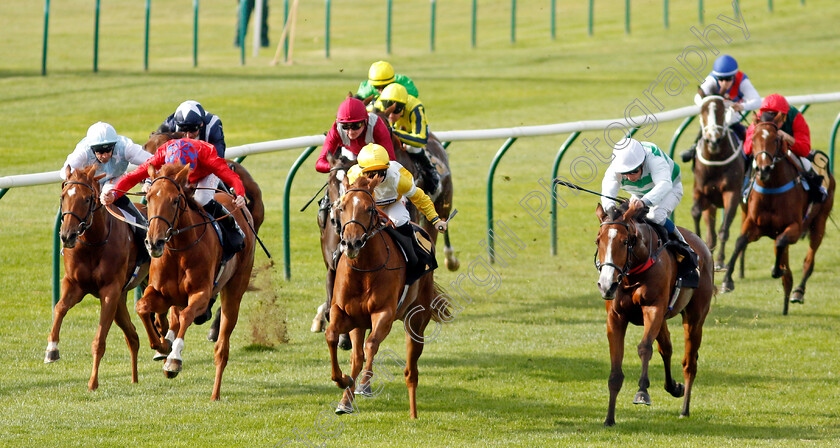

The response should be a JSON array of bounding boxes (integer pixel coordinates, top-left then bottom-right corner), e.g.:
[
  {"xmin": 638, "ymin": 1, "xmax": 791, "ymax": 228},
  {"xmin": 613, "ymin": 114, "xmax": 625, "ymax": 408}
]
[
  {"xmin": 645, "ymin": 220, "xmax": 700, "ymax": 289},
  {"xmin": 384, "ymin": 223, "xmax": 437, "ymax": 287},
  {"xmin": 204, "ymin": 211, "xmax": 240, "ymax": 264}
]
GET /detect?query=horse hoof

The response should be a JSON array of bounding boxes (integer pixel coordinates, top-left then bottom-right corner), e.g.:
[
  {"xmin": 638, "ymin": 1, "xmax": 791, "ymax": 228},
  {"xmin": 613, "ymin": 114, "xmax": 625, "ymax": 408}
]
[
  {"xmin": 721, "ymin": 279, "xmax": 735, "ymax": 292},
  {"xmin": 770, "ymin": 267, "xmax": 783, "ymax": 279},
  {"xmin": 714, "ymin": 262, "xmax": 726, "ymax": 272},
  {"xmin": 633, "ymin": 391, "xmax": 651, "ymax": 406},
  {"xmin": 163, "ymin": 359, "xmax": 182, "ymax": 378},
  {"xmin": 791, "ymin": 289, "xmax": 805, "ymax": 304},
  {"xmin": 355, "ymin": 382, "xmax": 374, "ymax": 397},
  {"xmin": 337, "ymin": 334, "xmax": 352, "ymax": 351},
  {"xmin": 44, "ymin": 349, "xmax": 60, "ymax": 363},
  {"xmin": 207, "ymin": 327, "xmax": 219, "ymax": 342},
  {"xmin": 311, "ymin": 316, "xmax": 326, "ymax": 333},
  {"xmin": 334, "ymin": 401, "xmax": 354, "ymax": 415},
  {"xmin": 444, "ymin": 257, "xmax": 460, "ymax": 271},
  {"xmin": 152, "ymin": 351, "xmax": 168, "ymax": 361},
  {"xmin": 668, "ymin": 382, "xmax": 685, "ymax": 398}
]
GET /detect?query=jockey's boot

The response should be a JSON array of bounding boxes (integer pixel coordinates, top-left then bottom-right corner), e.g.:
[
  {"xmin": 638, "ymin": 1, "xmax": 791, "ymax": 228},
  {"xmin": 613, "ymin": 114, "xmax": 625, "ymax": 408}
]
[
  {"xmin": 408, "ymin": 149, "xmax": 441, "ymax": 197},
  {"xmin": 114, "ymin": 195, "xmax": 150, "ymax": 266},
  {"xmin": 203, "ymin": 199, "xmax": 246, "ymax": 255},
  {"xmin": 317, "ymin": 194, "xmax": 330, "ymax": 230},
  {"xmin": 394, "ymin": 223, "xmax": 420, "ymax": 269},
  {"xmin": 680, "ymin": 144, "xmax": 697, "ymax": 163},
  {"xmin": 803, "ymin": 170, "xmax": 828, "ymax": 203}
]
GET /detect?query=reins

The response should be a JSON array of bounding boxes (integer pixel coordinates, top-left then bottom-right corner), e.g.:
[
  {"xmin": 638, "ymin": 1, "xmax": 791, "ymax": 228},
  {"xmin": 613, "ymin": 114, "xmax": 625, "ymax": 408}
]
[
  {"xmin": 60, "ymin": 180, "xmax": 111, "ymax": 246},
  {"xmin": 595, "ymin": 219, "xmax": 670, "ymax": 286},
  {"xmin": 338, "ymin": 187, "xmax": 395, "ymax": 273}
]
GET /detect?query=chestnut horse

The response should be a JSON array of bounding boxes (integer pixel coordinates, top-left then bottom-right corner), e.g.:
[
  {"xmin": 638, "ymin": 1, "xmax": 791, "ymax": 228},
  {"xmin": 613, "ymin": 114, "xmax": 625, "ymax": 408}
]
[
  {"xmin": 47, "ymin": 165, "xmax": 148, "ymax": 390},
  {"xmin": 595, "ymin": 202, "xmax": 713, "ymax": 426},
  {"xmin": 326, "ymin": 175, "xmax": 451, "ymax": 418},
  {"xmin": 690, "ymin": 94, "xmax": 746, "ymax": 270},
  {"xmin": 145, "ymin": 131, "xmax": 264, "ymax": 342},
  {"xmin": 138, "ymin": 163, "xmax": 255, "ymax": 400},
  {"xmin": 720, "ymin": 120, "xmax": 835, "ymax": 314}
]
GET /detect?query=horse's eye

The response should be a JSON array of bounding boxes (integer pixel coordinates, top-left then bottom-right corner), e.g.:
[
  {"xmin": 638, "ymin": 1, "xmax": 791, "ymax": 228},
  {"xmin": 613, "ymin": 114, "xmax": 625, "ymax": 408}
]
[{"xmin": 623, "ymin": 239, "xmax": 629, "ymax": 246}]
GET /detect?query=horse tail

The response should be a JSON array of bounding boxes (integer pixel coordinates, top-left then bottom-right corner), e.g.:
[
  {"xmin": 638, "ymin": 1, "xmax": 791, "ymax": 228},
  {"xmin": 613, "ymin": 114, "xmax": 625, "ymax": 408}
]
[{"xmin": 429, "ymin": 282, "xmax": 454, "ymax": 324}]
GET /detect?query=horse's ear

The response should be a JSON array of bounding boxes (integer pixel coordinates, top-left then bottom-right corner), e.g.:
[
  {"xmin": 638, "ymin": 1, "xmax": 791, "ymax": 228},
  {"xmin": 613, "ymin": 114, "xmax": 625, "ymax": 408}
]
[
  {"xmin": 148, "ymin": 164, "xmax": 157, "ymax": 179},
  {"xmin": 176, "ymin": 164, "xmax": 191, "ymax": 184},
  {"xmin": 774, "ymin": 112, "xmax": 786, "ymax": 127},
  {"xmin": 697, "ymin": 87, "xmax": 705, "ymax": 99},
  {"xmin": 93, "ymin": 173, "xmax": 106, "ymax": 183},
  {"xmin": 363, "ymin": 94, "xmax": 376, "ymax": 106},
  {"xmin": 341, "ymin": 175, "xmax": 350, "ymax": 190},
  {"xmin": 368, "ymin": 175, "xmax": 383, "ymax": 190},
  {"xmin": 595, "ymin": 203, "xmax": 607, "ymax": 222}
]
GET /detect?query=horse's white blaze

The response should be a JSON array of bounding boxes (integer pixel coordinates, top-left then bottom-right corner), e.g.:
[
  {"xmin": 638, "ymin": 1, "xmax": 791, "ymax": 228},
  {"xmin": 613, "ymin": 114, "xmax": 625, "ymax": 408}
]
[
  {"xmin": 761, "ymin": 129, "xmax": 770, "ymax": 140},
  {"xmin": 155, "ymin": 190, "xmax": 163, "ymax": 198},
  {"xmin": 598, "ymin": 228, "xmax": 618, "ymax": 288},
  {"xmin": 67, "ymin": 186, "xmax": 77, "ymax": 197},
  {"xmin": 168, "ymin": 337, "xmax": 185, "ymax": 362}
]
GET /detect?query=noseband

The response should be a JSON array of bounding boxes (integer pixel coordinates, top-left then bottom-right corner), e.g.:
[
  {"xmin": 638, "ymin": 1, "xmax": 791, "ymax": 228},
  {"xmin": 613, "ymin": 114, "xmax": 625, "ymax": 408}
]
[
  {"xmin": 147, "ymin": 175, "xmax": 188, "ymax": 243},
  {"xmin": 753, "ymin": 121, "xmax": 784, "ymax": 173},
  {"xmin": 61, "ymin": 180, "xmax": 99, "ymax": 236},
  {"xmin": 338, "ymin": 188, "xmax": 385, "ymax": 249},
  {"xmin": 594, "ymin": 221, "xmax": 635, "ymax": 282}
]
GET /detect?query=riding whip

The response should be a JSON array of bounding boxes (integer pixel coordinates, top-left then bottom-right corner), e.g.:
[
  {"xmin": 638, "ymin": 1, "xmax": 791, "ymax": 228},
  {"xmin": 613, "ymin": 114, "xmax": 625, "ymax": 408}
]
[
  {"xmin": 240, "ymin": 209, "xmax": 272, "ymax": 259},
  {"xmin": 300, "ymin": 181, "xmax": 329, "ymax": 212},
  {"xmin": 553, "ymin": 179, "xmax": 627, "ymax": 203}
]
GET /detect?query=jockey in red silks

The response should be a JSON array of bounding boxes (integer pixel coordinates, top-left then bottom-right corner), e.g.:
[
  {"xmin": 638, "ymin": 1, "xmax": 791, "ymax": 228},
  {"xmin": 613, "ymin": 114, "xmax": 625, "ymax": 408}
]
[
  {"xmin": 743, "ymin": 94, "xmax": 827, "ymax": 203},
  {"xmin": 315, "ymin": 97, "xmax": 396, "ymax": 173},
  {"xmin": 102, "ymin": 138, "xmax": 248, "ymax": 252}
]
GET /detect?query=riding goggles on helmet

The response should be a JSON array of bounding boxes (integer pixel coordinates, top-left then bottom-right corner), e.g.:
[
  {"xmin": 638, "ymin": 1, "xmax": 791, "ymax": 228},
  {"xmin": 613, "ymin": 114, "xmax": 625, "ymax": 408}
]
[
  {"xmin": 380, "ymin": 100, "xmax": 405, "ymax": 114},
  {"xmin": 176, "ymin": 123, "xmax": 201, "ymax": 133},
  {"xmin": 340, "ymin": 121, "xmax": 365, "ymax": 131},
  {"xmin": 91, "ymin": 142, "xmax": 116, "ymax": 154}
]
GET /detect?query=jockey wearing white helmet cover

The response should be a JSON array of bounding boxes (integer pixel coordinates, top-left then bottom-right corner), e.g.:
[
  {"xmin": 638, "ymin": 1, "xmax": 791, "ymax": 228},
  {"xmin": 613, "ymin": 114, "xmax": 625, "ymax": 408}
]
[{"xmin": 601, "ymin": 138, "xmax": 693, "ymax": 251}]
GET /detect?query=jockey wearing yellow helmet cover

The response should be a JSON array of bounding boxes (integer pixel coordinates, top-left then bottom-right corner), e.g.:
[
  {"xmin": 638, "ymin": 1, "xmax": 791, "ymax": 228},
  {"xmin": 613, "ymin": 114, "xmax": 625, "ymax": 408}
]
[
  {"xmin": 356, "ymin": 61, "xmax": 419, "ymax": 101},
  {"xmin": 347, "ymin": 143, "xmax": 446, "ymax": 233}
]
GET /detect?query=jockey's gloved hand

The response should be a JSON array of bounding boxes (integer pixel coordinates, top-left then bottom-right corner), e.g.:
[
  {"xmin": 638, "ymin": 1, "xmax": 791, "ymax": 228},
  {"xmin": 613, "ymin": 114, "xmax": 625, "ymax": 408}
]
[
  {"xmin": 101, "ymin": 190, "xmax": 115, "ymax": 205},
  {"xmin": 234, "ymin": 195, "xmax": 247, "ymax": 209},
  {"xmin": 434, "ymin": 219, "xmax": 448, "ymax": 233}
]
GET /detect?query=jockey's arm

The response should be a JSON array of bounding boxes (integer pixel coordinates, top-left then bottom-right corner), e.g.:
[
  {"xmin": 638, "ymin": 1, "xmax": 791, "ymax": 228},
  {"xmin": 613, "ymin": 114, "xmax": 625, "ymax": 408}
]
[
  {"xmin": 640, "ymin": 160, "xmax": 673, "ymax": 207},
  {"xmin": 123, "ymin": 138, "xmax": 153, "ymax": 166},
  {"xmin": 397, "ymin": 167, "xmax": 440, "ymax": 224},
  {"xmin": 60, "ymin": 140, "xmax": 91, "ymax": 180},
  {"xmin": 392, "ymin": 104, "xmax": 429, "ymax": 148},
  {"xmin": 600, "ymin": 168, "xmax": 622, "ymax": 211},
  {"xmin": 738, "ymin": 77, "xmax": 762, "ymax": 112},
  {"xmin": 787, "ymin": 113, "xmax": 811, "ymax": 157}
]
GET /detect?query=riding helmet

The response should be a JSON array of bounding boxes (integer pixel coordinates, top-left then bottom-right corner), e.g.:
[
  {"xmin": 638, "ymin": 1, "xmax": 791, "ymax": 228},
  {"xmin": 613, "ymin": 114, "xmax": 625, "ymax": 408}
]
[
  {"xmin": 368, "ymin": 61, "xmax": 396, "ymax": 87},
  {"xmin": 336, "ymin": 97, "xmax": 368, "ymax": 123},
  {"xmin": 612, "ymin": 138, "xmax": 646, "ymax": 174},
  {"xmin": 379, "ymin": 83, "xmax": 408, "ymax": 105},
  {"xmin": 759, "ymin": 94, "xmax": 790, "ymax": 114},
  {"xmin": 85, "ymin": 122, "xmax": 118, "ymax": 148},
  {"xmin": 711, "ymin": 55, "xmax": 738, "ymax": 78},
  {"xmin": 173, "ymin": 100, "xmax": 206, "ymax": 130},
  {"xmin": 358, "ymin": 143, "xmax": 391, "ymax": 172}
]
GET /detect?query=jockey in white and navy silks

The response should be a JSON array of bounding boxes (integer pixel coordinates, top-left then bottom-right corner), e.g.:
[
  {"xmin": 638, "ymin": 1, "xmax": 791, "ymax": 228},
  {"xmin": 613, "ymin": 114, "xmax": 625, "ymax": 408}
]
[
  {"xmin": 601, "ymin": 138, "xmax": 692, "ymax": 249},
  {"xmin": 157, "ymin": 100, "xmax": 227, "ymax": 157}
]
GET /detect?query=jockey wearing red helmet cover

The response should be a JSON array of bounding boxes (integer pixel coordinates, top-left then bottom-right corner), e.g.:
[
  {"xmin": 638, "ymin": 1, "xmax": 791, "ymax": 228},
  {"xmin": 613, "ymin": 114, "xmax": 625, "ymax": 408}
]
[
  {"xmin": 110, "ymin": 138, "xmax": 245, "ymax": 200},
  {"xmin": 315, "ymin": 97, "xmax": 396, "ymax": 173},
  {"xmin": 744, "ymin": 94, "xmax": 811, "ymax": 158}
]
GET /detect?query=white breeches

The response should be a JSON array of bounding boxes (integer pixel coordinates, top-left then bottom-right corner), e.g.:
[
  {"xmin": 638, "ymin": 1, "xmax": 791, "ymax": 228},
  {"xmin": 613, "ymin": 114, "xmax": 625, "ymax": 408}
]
[
  {"xmin": 639, "ymin": 179, "xmax": 683, "ymax": 225},
  {"xmin": 193, "ymin": 174, "xmax": 219, "ymax": 207},
  {"xmin": 381, "ymin": 198, "xmax": 411, "ymax": 227}
]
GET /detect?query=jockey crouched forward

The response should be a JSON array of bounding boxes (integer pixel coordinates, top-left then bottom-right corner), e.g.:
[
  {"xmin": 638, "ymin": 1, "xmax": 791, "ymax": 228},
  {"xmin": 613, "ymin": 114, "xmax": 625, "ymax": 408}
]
[
  {"xmin": 102, "ymin": 138, "xmax": 247, "ymax": 262},
  {"xmin": 347, "ymin": 143, "xmax": 447, "ymax": 285},
  {"xmin": 602, "ymin": 138, "xmax": 699, "ymax": 287}
]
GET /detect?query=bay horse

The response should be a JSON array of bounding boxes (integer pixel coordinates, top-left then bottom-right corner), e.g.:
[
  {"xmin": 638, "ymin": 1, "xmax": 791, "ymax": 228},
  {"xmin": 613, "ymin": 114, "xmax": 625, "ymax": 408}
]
[
  {"xmin": 326, "ymin": 175, "xmax": 451, "ymax": 418},
  {"xmin": 690, "ymin": 94, "xmax": 746, "ymax": 270},
  {"xmin": 138, "ymin": 163, "xmax": 255, "ymax": 400},
  {"xmin": 720, "ymin": 120, "xmax": 835, "ymax": 314},
  {"xmin": 47, "ymin": 165, "xmax": 148, "ymax": 390},
  {"xmin": 145, "ymin": 131, "xmax": 264, "ymax": 342},
  {"xmin": 595, "ymin": 201, "xmax": 713, "ymax": 426}
]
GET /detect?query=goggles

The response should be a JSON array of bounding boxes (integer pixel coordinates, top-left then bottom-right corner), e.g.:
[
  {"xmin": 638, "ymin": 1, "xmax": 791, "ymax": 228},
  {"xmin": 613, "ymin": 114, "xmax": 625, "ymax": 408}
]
[
  {"xmin": 380, "ymin": 100, "xmax": 405, "ymax": 114},
  {"xmin": 91, "ymin": 142, "xmax": 116, "ymax": 154},
  {"xmin": 340, "ymin": 121, "xmax": 365, "ymax": 131},
  {"xmin": 176, "ymin": 123, "xmax": 201, "ymax": 133},
  {"xmin": 621, "ymin": 165, "xmax": 643, "ymax": 176},
  {"xmin": 716, "ymin": 75, "xmax": 734, "ymax": 82}
]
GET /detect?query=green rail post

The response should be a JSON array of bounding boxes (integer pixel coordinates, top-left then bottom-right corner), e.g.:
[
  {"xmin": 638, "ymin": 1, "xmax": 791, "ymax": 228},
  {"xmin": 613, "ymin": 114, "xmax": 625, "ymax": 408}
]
[
  {"xmin": 325, "ymin": 0, "xmax": 331, "ymax": 58},
  {"xmin": 799, "ymin": 104, "xmax": 810, "ymax": 114},
  {"xmin": 283, "ymin": 0, "xmax": 289, "ymax": 62},
  {"xmin": 668, "ymin": 115, "xmax": 696, "ymax": 159},
  {"xmin": 239, "ymin": 0, "xmax": 246, "ymax": 65},
  {"xmin": 193, "ymin": 0, "xmax": 199, "ymax": 67},
  {"xmin": 550, "ymin": 132, "xmax": 580, "ymax": 256},
  {"xmin": 386, "ymin": 0, "xmax": 392, "ymax": 54},
  {"xmin": 486, "ymin": 138, "xmax": 517, "ymax": 264},
  {"xmin": 698, "ymin": 0, "xmax": 703, "ymax": 25},
  {"xmin": 430, "ymin": 0, "xmax": 436, "ymax": 52},
  {"xmin": 829, "ymin": 111, "xmax": 840, "ymax": 171},
  {"xmin": 510, "ymin": 0, "xmax": 516, "ymax": 44},
  {"xmin": 550, "ymin": 0, "xmax": 556, "ymax": 40},
  {"xmin": 625, "ymin": 0, "xmax": 630, "ymax": 34},
  {"xmin": 42, "ymin": 0, "xmax": 50, "ymax": 76},
  {"xmin": 52, "ymin": 209, "xmax": 61, "ymax": 307},
  {"xmin": 471, "ymin": 0, "xmax": 477, "ymax": 48},
  {"xmin": 768, "ymin": 0, "xmax": 773, "ymax": 12},
  {"xmin": 144, "ymin": 0, "xmax": 151, "ymax": 71},
  {"xmin": 442, "ymin": 141, "xmax": 451, "ymax": 150},
  {"xmin": 588, "ymin": 0, "xmax": 594, "ymax": 36},
  {"xmin": 93, "ymin": 0, "xmax": 100, "ymax": 73},
  {"xmin": 0, "ymin": 188, "xmax": 8, "ymax": 201},
  {"xmin": 283, "ymin": 146, "xmax": 318, "ymax": 280},
  {"xmin": 664, "ymin": 0, "xmax": 669, "ymax": 29}
]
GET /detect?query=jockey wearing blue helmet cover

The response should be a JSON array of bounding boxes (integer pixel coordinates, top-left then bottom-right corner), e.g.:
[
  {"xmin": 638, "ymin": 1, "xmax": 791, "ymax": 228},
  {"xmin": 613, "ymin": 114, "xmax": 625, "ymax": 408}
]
[{"xmin": 157, "ymin": 100, "xmax": 227, "ymax": 157}]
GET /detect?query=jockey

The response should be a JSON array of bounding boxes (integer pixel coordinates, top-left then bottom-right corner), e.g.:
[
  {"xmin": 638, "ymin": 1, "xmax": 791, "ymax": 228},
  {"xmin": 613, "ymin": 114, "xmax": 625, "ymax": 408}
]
[
  {"xmin": 61, "ymin": 121, "xmax": 153, "ymax": 265},
  {"xmin": 316, "ymin": 97, "xmax": 396, "ymax": 173},
  {"xmin": 347, "ymin": 143, "xmax": 447, "ymax": 282},
  {"xmin": 743, "ymin": 94, "xmax": 828, "ymax": 203},
  {"xmin": 602, "ymin": 138, "xmax": 698, "ymax": 276},
  {"xmin": 681, "ymin": 55, "xmax": 761, "ymax": 162},
  {"xmin": 157, "ymin": 100, "xmax": 227, "ymax": 157},
  {"xmin": 374, "ymin": 83, "xmax": 441, "ymax": 196},
  {"xmin": 356, "ymin": 60, "xmax": 419, "ymax": 102},
  {"xmin": 101, "ymin": 138, "xmax": 247, "ymax": 258}
]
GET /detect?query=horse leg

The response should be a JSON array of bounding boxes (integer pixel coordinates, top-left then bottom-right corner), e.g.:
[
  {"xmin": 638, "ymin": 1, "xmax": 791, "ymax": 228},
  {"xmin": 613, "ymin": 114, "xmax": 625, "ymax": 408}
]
[
  {"xmin": 112, "ymin": 291, "xmax": 140, "ymax": 384},
  {"xmin": 690, "ymin": 195, "xmax": 703, "ymax": 239},
  {"xmin": 703, "ymin": 206, "xmax": 718, "ymax": 253},
  {"xmin": 152, "ymin": 309, "xmax": 177, "ymax": 361},
  {"xmin": 792, "ymin": 217, "xmax": 827, "ymax": 304},
  {"xmin": 348, "ymin": 328, "xmax": 370, "ymax": 396},
  {"xmin": 656, "ymin": 321, "xmax": 684, "ymax": 399},
  {"xmin": 348, "ymin": 310, "xmax": 395, "ymax": 415},
  {"xmin": 717, "ymin": 191, "xmax": 739, "ymax": 271},
  {"xmin": 210, "ymin": 289, "xmax": 242, "ymax": 401},
  {"xmin": 443, "ymin": 230, "xmax": 460, "ymax": 271},
  {"xmin": 165, "ymin": 289, "xmax": 212, "ymax": 379},
  {"xmin": 721, "ymin": 224, "xmax": 759, "ymax": 292},
  {"xmin": 633, "ymin": 306, "xmax": 666, "ymax": 407},
  {"xmin": 404, "ymin": 305, "xmax": 432, "ymax": 419},
  {"xmin": 604, "ymin": 309, "xmax": 629, "ymax": 427},
  {"xmin": 311, "ymin": 269, "xmax": 335, "ymax": 333},
  {"xmin": 135, "ymin": 287, "xmax": 172, "ymax": 357},
  {"xmin": 207, "ymin": 308, "xmax": 222, "ymax": 342},
  {"xmin": 680, "ymin": 308, "xmax": 707, "ymax": 418},
  {"xmin": 325, "ymin": 310, "xmax": 355, "ymax": 391},
  {"xmin": 88, "ymin": 284, "xmax": 123, "ymax": 391},
  {"xmin": 776, "ymin": 246, "xmax": 793, "ymax": 316},
  {"xmin": 45, "ymin": 279, "xmax": 85, "ymax": 363}
]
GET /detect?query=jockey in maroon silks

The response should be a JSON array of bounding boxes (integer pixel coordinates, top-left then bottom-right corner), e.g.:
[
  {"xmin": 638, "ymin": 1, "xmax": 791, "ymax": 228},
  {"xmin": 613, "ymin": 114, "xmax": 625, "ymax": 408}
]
[
  {"xmin": 743, "ymin": 94, "xmax": 827, "ymax": 203},
  {"xmin": 102, "ymin": 138, "xmax": 248, "ymax": 252},
  {"xmin": 315, "ymin": 97, "xmax": 396, "ymax": 173}
]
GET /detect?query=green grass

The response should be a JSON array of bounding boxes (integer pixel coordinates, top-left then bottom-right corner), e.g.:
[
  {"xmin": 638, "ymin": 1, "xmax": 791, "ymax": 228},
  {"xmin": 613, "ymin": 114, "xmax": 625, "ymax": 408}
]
[{"xmin": 1, "ymin": 0, "xmax": 840, "ymax": 446}]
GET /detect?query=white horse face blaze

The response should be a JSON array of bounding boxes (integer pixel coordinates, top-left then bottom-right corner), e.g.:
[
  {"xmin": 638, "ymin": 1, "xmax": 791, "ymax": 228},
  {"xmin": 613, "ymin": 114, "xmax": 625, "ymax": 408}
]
[{"xmin": 598, "ymin": 228, "xmax": 619, "ymax": 295}]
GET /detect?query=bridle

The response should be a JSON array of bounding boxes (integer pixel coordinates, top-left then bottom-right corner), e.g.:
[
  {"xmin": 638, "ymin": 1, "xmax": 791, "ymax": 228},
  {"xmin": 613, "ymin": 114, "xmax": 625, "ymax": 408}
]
[
  {"xmin": 595, "ymin": 218, "xmax": 660, "ymax": 285},
  {"xmin": 146, "ymin": 175, "xmax": 208, "ymax": 250},
  {"xmin": 336, "ymin": 187, "xmax": 393, "ymax": 272},
  {"xmin": 61, "ymin": 180, "xmax": 110, "ymax": 246},
  {"xmin": 752, "ymin": 121, "xmax": 785, "ymax": 174},
  {"xmin": 697, "ymin": 96, "xmax": 739, "ymax": 166}
]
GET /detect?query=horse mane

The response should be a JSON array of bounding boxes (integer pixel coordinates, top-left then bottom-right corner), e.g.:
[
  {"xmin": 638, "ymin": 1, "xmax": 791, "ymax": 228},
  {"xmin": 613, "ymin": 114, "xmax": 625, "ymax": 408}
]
[
  {"xmin": 351, "ymin": 173, "xmax": 382, "ymax": 191},
  {"xmin": 154, "ymin": 163, "xmax": 200, "ymax": 211},
  {"xmin": 605, "ymin": 201, "xmax": 631, "ymax": 221}
]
